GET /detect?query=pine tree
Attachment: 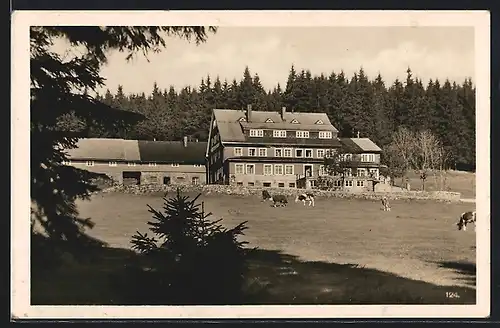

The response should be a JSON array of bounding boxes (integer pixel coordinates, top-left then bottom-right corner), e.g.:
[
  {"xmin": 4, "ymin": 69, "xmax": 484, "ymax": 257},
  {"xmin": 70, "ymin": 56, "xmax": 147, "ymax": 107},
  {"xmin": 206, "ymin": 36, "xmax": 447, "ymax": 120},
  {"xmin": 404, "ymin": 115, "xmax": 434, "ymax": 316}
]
[{"xmin": 126, "ymin": 190, "xmax": 251, "ymax": 305}]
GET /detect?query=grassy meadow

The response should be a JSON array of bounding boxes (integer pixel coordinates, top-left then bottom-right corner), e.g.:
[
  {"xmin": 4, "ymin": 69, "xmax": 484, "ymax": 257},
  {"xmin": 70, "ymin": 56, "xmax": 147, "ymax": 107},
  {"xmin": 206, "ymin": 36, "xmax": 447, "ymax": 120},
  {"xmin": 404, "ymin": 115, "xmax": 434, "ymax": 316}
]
[{"xmin": 32, "ymin": 173, "xmax": 478, "ymax": 305}]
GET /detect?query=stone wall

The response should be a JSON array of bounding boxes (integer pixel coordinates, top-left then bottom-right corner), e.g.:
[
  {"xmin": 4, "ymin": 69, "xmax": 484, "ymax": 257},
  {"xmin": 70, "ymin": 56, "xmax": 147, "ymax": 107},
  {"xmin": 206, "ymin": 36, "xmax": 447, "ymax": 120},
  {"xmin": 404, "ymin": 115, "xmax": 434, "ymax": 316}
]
[{"xmin": 100, "ymin": 183, "xmax": 461, "ymax": 202}]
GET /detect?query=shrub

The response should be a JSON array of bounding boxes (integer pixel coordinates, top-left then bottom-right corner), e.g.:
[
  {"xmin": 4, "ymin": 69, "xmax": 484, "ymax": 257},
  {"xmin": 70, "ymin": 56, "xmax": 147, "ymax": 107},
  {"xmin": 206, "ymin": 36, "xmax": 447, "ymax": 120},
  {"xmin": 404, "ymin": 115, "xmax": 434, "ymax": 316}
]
[{"xmin": 119, "ymin": 189, "xmax": 252, "ymax": 305}]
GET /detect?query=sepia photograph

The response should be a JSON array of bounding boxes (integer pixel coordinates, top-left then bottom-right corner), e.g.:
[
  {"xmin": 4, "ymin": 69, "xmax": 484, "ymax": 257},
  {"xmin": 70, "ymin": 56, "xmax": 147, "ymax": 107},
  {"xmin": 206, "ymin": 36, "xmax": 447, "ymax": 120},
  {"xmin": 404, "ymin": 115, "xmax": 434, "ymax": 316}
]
[{"xmin": 12, "ymin": 10, "xmax": 490, "ymax": 319}]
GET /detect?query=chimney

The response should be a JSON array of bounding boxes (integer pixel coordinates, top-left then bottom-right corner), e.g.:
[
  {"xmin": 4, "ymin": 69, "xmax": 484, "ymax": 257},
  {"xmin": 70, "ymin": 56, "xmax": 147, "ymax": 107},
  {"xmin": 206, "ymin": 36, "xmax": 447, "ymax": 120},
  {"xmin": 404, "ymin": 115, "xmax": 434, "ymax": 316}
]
[
  {"xmin": 281, "ymin": 106, "xmax": 286, "ymax": 120},
  {"xmin": 246, "ymin": 104, "xmax": 252, "ymax": 122},
  {"xmin": 183, "ymin": 136, "xmax": 188, "ymax": 147}
]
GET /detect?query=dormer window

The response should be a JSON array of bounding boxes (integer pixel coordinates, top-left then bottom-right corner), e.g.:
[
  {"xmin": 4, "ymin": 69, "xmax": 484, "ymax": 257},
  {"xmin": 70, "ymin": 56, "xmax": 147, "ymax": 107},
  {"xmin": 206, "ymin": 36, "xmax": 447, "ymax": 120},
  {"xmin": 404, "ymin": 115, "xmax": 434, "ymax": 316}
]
[
  {"xmin": 296, "ymin": 130, "xmax": 309, "ymax": 138},
  {"xmin": 249, "ymin": 129, "xmax": 264, "ymax": 137},
  {"xmin": 238, "ymin": 117, "xmax": 246, "ymax": 122},
  {"xmin": 318, "ymin": 131, "xmax": 333, "ymax": 139},
  {"xmin": 290, "ymin": 118, "xmax": 299, "ymax": 124},
  {"xmin": 315, "ymin": 119, "xmax": 324, "ymax": 125},
  {"xmin": 273, "ymin": 130, "xmax": 287, "ymax": 138},
  {"xmin": 265, "ymin": 118, "xmax": 274, "ymax": 123}
]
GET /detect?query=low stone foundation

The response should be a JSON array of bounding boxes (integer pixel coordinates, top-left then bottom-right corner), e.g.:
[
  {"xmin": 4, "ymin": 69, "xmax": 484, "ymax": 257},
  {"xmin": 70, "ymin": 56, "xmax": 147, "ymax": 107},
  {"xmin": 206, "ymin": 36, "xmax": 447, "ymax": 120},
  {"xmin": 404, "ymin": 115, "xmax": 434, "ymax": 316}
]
[{"xmin": 99, "ymin": 183, "xmax": 462, "ymax": 202}]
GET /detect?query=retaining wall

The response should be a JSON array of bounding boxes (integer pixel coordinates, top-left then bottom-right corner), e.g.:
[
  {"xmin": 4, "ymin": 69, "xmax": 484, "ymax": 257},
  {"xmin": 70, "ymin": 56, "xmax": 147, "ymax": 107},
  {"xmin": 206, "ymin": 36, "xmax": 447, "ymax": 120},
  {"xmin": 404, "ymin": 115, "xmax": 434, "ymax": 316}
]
[{"xmin": 99, "ymin": 183, "xmax": 462, "ymax": 202}]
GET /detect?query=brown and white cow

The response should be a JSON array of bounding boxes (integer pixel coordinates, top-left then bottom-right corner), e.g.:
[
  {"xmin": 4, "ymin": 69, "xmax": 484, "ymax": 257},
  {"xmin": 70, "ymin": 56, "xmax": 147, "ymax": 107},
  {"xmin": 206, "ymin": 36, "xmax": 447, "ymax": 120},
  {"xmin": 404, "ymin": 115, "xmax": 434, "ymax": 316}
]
[
  {"xmin": 456, "ymin": 211, "xmax": 476, "ymax": 231},
  {"xmin": 381, "ymin": 196, "xmax": 391, "ymax": 211},
  {"xmin": 295, "ymin": 193, "xmax": 315, "ymax": 207},
  {"xmin": 262, "ymin": 190, "xmax": 288, "ymax": 207}
]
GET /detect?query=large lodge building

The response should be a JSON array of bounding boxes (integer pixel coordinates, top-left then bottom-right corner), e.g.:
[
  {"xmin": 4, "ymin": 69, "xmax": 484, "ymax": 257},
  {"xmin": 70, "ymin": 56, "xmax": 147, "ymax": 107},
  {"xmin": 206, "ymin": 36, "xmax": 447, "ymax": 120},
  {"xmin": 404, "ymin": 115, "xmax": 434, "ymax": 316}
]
[
  {"xmin": 206, "ymin": 105, "xmax": 384, "ymax": 190},
  {"xmin": 62, "ymin": 106, "xmax": 385, "ymax": 192}
]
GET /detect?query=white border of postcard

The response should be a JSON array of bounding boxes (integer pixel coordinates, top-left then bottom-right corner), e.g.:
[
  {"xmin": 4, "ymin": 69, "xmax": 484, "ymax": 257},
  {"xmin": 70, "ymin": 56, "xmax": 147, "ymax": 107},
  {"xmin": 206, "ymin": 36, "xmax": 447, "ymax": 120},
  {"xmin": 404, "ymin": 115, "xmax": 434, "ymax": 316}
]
[{"xmin": 11, "ymin": 10, "xmax": 490, "ymax": 319}]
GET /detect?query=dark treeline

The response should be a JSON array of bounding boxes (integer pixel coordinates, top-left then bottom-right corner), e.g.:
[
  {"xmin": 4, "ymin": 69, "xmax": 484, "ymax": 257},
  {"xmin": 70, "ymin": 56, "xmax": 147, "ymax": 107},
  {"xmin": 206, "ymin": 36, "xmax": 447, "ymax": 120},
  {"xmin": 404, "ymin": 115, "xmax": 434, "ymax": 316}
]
[{"xmin": 85, "ymin": 65, "xmax": 475, "ymax": 169}]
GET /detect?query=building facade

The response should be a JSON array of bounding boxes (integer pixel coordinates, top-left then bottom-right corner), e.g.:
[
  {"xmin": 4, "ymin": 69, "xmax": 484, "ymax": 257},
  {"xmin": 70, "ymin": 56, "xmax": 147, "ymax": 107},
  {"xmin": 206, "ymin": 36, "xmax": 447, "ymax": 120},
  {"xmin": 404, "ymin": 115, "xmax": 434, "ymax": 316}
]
[
  {"xmin": 206, "ymin": 106, "xmax": 384, "ymax": 190},
  {"xmin": 65, "ymin": 137, "xmax": 207, "ymax": 186}
]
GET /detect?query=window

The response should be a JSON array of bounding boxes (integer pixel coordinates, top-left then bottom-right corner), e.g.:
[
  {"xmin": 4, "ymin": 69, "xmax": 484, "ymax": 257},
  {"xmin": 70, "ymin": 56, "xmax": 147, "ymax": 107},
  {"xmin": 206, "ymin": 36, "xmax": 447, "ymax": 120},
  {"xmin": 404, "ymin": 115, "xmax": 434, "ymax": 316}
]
[
  {"xmin": 274, "ymin": 148, "xmax": 283, "ymax": 157},
  {"xmin": 344, "ymin": 168, "xmax": 352, "ymax": 177},
  {"xmin": 249, "ymin": 129, "xmax": 264, "ymax": 137},
  {"xmin": 171, "ymin": 163, "xmax": 179, "ymax": 167},
  {"xmin": 246, "ymin": 164, "xmax": 255, "ymax": 175},
  {"xmin": 325, "ymin": 149, "xmax": 336, "ymax": 158},
  {"xmin": 193, "ymin": 164, "xmax": 203, "ymax": 167},
  {"xmin": 278, "ymin": 183, "xmax": 285, "ymax": 188},
  {"xmin": 295, "ymin": 149, "xmax": 303, "ymax": 157},
  {"xmin": 149, "ymin": 162, "xmax": 157, "ymax": 167},
  {"xmin": 265, "ymin": 118, "xmax": 274, "ymax": 123},
  {"xmin": 263, "ymin": 182, "xmax": 272, "ymax": 187},
  {"xmin": 248, "ymin": 148, "xmax": 257, "ymax": 156},
  {"xmin": 248, "ymin": 182, "xmax": 255, "ymax": 186},
  {"xmin": 258, "ymin": 148, "xmax": 267, "ymax": 157},
  {"xmin": 234, "ymin": 147, "xmax": 243, "ymax": 156},
  {"xmin": 319, "ymin": 131, "xmax": 333, "ymax": 139},
  {"xmin": 109, "ymin": 161, "xmax": 117, "ymax": 167},
  {"xmin": 127, "ymin": 162, "xmax": 136, "ymax": 167},
  {"xmin": 357, "ymin": 168, "xmax": 366, "ymax": 177},
  {"xmin": 236, "ymin": 182, "xmax": 243, "ymax": 186},
  {"xmin": 334, "ymin": 180, "xmax": 342, "ymax": 187},
  {"xmin": 343, "ymin": 153, "xmax": 352, "ymax": 161},
  {"xmin": 369, "ymin": 168, "xmax": 379, "ymax": 178},
  {"xmin": 192, "ymin": 177, "xmax": 200, "ymax": 185},
  {"xmin": 296, "ymin": 130, "xmax": 309, "ymax": 138},
  {"xmin": 361, "ymin": 154, "xmax": 375, "ymax": 162},
  {"xmin": 345, "ymin": 180, "xmax": 353, "ymax": 187},
  {"xmin": 238, "ymin": 117, "xmax": 246, "ymax": 122},
  {"xmin": 285, "ymin": 165, "xmax": 294, "ymax": 175},
  {"xmin": 315, "ymin": 119, "xmax": 324, "ymax": 125},
  {"xmin": 305, "ymin": 149, "xmax": 313, "ymax": 158},
  {"xmin": 62, "ymin": 160, "xmax": 71, "ymax": 165},
  {"xmin": 289, "ymin": 182, "xmax": 296, "ymax": 188},
  {"xmin": 86, "ymin": 161, "xmax": 94, "ymax": 166},
  {"xmin": 317, "ymin": 149, "xmax": 325, "ymax": 158},
  {"xmin": 290, "ymin": 118, "xmax": 299, "ymax": 124},
  {"xmin": 357, "ymin": 180, "xmax": 364, "ymax": 187},
  {"xmin": 319, "ymin": 165, "xmax": 327, "ymax": 176},
  {"xmin": 235, "ymin": 164, "xmax": 244, "ymax": 174},
  {"xmin": 274, "ymin": 164, "xmax": 284, "ymax": 175},
  {"xmin": 273, "ymin": 130, "xmax": 287, "ymax": 138},
  {"xmin": 263, "ymin": 164, "xmax": 273, "ymax": 175},
  {"xmin": 284, "ymin": 148, "xmax": 293, "ymax": 157}
]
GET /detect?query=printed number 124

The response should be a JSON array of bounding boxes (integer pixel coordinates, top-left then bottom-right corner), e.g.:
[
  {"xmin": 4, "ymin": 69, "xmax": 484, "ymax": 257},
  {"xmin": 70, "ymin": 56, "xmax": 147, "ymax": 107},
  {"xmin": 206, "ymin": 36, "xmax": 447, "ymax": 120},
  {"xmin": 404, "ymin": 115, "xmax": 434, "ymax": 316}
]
[{"xmin": 446, "ymin": 292, "xmax": 460, "ymax": 299}]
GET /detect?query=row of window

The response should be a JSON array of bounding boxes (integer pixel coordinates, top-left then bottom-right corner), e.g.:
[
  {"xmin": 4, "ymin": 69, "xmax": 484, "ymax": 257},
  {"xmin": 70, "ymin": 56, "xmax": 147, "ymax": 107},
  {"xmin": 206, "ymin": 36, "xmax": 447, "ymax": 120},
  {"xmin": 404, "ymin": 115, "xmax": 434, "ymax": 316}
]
[
  {"xmin": 235, "ymin": 163, "xmax": 296, "ymax": 175},
  {"xmin": 233, "ymin": 147, "xmax": 376, "ymax": 162},
  {"xmin": 62, "ymin": 160, "xmax": 203, "ymax": 168},
  {"xmin": 236, "ymin": 181, "xmax": 297, "ymax": 188},
  {"xmin": 234, "ymin": 147, "xmax": 330, "ymax": 158},
  {"xmin": 249, "ymin": 129, "xmax": 333, "ymax": 139}
]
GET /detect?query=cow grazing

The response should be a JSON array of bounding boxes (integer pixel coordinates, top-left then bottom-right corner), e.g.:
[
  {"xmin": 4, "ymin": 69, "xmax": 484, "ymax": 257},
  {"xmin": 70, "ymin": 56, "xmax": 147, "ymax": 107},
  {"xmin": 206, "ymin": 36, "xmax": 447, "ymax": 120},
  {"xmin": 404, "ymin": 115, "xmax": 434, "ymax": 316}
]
[
  {"xmin": 381, "ymin": 196, "xmax": 391, "ymax": 211},
  {"xmin": 262, "ymin": 190, "xmax": 272, "ymax": 201},
  {"xmin": 295, "ymin": 193, "xmax": 315, "ymax": 207},
  {"xmin": 269, "ymin": 194, "xmax": 288, "ymax": 207},
  {"xmin": 457, "ymin": 211, "xmax": 476, "ymax": 231}
]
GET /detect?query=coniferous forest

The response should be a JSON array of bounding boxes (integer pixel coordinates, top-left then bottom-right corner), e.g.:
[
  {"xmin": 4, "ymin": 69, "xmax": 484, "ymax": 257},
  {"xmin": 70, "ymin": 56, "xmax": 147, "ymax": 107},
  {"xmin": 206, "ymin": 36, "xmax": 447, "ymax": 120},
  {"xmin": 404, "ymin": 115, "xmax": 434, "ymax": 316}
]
[{"xmin": 77, "ymin": 65, "xmax": 475, "ymax": 171}]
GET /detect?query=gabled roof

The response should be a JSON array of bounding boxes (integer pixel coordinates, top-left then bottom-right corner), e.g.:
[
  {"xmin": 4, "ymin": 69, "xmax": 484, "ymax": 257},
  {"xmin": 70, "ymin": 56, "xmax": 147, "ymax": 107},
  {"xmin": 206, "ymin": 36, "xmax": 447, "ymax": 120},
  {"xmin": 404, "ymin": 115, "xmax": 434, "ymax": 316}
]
[
  {"xmin": 66, "ymin": 138, "xmax": 141, "ymax": 161},
  {"xmin": 213, "ymin": 108, "xmax": 339, "ymax": 144},
  {"xmin": 340, "ymin": 138, "xmax": 382, "ymax": 153},
  {"xmin": 65, "ymin": 138, "xmax": 207, "ymax": 164},
  {"xmin": 138, "ymin": 140, "xmax": 207, "ymax": 164}
]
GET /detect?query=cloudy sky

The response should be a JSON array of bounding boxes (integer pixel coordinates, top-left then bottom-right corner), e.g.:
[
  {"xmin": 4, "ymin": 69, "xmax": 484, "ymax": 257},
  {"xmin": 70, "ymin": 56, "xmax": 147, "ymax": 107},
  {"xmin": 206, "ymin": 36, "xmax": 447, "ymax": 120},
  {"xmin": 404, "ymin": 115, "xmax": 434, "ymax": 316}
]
[{"xmin": 58, "ymin": 26, "xmax": 475, "ymax": 95}]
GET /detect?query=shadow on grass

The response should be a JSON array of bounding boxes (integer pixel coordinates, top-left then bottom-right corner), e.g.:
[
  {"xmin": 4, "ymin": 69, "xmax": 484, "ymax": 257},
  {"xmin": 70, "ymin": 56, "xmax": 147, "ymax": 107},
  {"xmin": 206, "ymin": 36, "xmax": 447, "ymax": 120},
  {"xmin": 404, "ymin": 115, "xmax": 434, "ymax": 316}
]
[
  {"xmin": 31, "ymin": 247, "xmax": 476, "ymax": 305},
  {"xmin": 433, "ymin": 261, "xmax": 476, "ymax": 288}
]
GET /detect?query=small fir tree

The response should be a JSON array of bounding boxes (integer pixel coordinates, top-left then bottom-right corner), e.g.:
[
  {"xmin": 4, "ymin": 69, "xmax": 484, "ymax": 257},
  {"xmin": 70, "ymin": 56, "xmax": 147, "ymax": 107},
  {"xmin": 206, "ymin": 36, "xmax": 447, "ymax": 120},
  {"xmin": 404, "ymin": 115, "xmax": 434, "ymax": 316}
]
[{"xmin": 124, "ymin": 189, "xmax": 252, "ymax": 305}]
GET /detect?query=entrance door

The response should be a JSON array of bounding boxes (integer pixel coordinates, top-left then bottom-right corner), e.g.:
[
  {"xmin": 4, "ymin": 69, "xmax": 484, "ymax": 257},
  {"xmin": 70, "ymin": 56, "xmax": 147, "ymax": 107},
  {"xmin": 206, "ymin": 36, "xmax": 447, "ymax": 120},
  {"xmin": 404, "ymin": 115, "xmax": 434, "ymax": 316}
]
[{"xmin": 304, "ymin": 165, "xmax": 313, "ymax": 178}]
